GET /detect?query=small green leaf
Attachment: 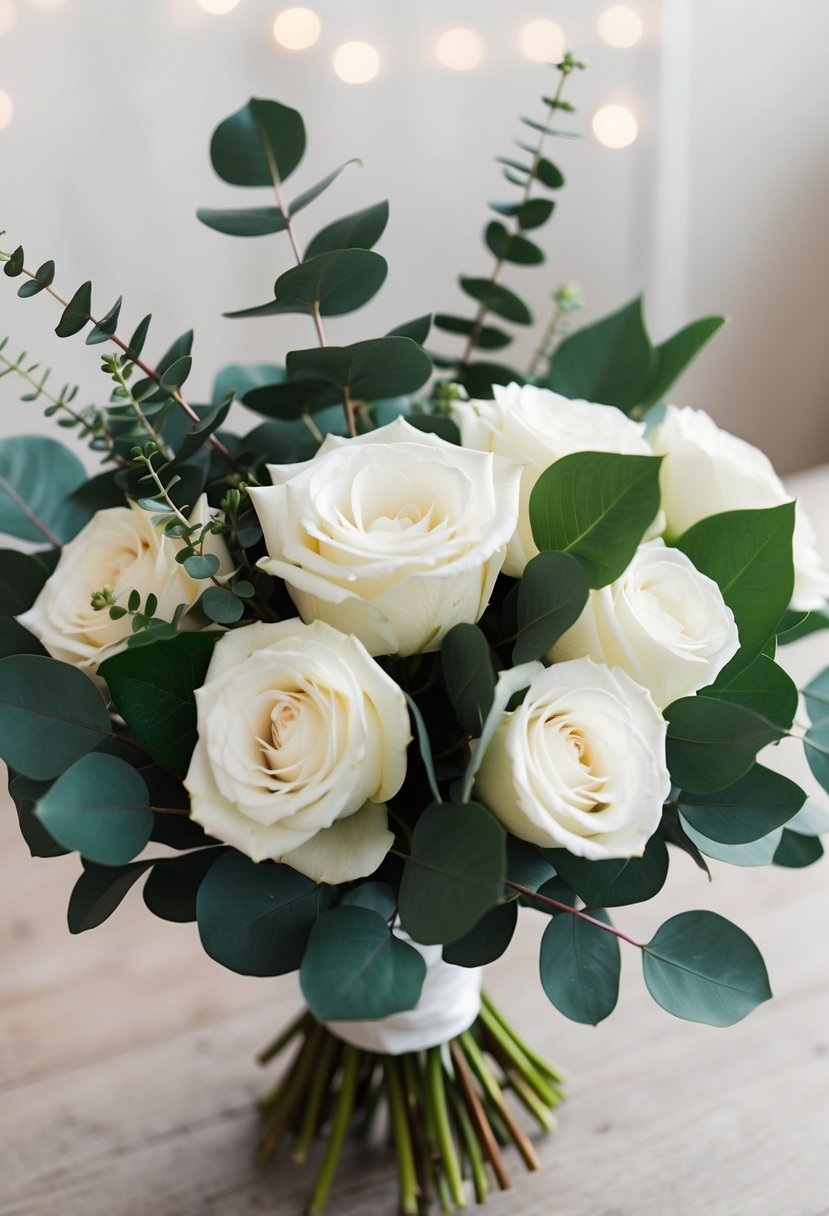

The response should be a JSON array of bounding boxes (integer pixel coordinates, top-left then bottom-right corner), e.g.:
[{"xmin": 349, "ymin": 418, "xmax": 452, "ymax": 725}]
[
  {"xmin": 196, "ymin": 851, "xmax": 334, "ymax": 976},
  {"xmin": 301, "ymin": 906, "xmax": 427, "ymax": 1021},
  {"xmin": 804, "ymin": 718, "xmax": 829, "ymax": 798},
  {"xmin": 803, "ymin": 665, "xmax": 829, "ymax": 726},
  {"xmin": 665, "ymin": 697, "xmax": 782, "ymax": 794},
  {"xmin": 485, "ymin": 222, "xmax": 544, "ymax": 265},
  {"xmin": 540, "ymin": 908, "xmax": 620, "ymax": 1024},
  {"xmin": 513, "ymin": 551, "xmax": 589, "ymax": 662},
  {"xmin": 433, "ymin": 314, "xmax": 512, "ymax": 350},
  {"xmin": 536, "ymin": 157, "xmax": 565, "ymax": 188},
  {"xmin": 772, "ymin": 830, "xmax": 824, "ymax": 869},
  {"xmin": 55, "ymin": 281, "xmax": 92, "ymax": 338},
  {"xmin": 86, "ymin": 297, "xmax": 123, "ymax": 346},
  {"xmin": 242, "ymin": 379, "xmax": 340, "ymax": 420},
  {"xmin": 777, "ymin": 609, "xmax": 829, "ymax": 645},
  {"xmin": 701, "ymin": 654, "xmax": 798, "ymax": 732},
  {"xmin": 18, "ymin": 260, "xmax": 56, "ymax": 298},
  {"xmin": 305, "ymin": 200, "xmax": 389, "ymax": 259},
  {"xmin": 287, "ymin": 159, "xmax": 362, "ymax": 213},
  {"xmin": 197, "ymin": 206, "xmax": 287, "ymax": 237},
  {"xmin": 159, "ymin": 355, "xmax": 193, "ymax": 392},
  {"xmin": 3, "ymin": 245, "xmax": 24, "ymax": 276},
  {"xmin": 643, "ymin": 911, "xmax": 772, "ymax": 1026},
  {"xmin": 551, "ymin": 833, "xmax": 669, "ymax": 908},
  {"xmin": 127, "ymin": 314, "xmax": 152, "ymax": 359},
  {"xmin": 200, "ymin": 585, "xmax": 244, "ymax": 624},
  {"xmin": 143, "ymin": 849, "xmax": 224, "ymax": 923},
  {"xmin": 441, "ymin": 624, "xmax": 496, "ymax": 736},
  {"xmin": 387, "ymin": 314, "xmax": 432, "ymax": 344},
  {"xmin": 398, "ymin": 801, "xmax": 506, "ymax": 945},
  {"xmin": 457, "ymin": 361, "xmax": 523, "ymax": 398},
  {"xmin": 36, "ymin": 754, "xmax": 152, "ymax": 865},
  {"xmin": 209, "ymin": 97, "xmax": 306, "ymax": 187},
  {"xmin": 459, "ymin": 277, "xmax": 533, "ymax": 325},
  {"xmin": 678, "ymin": 764, "xmax": 806, "ymax": 844},
  {"xmin": 0, "ymin": 655, "xmax": 110, "ymax": 778},
  {"xmin": 182, "ymin": 553, "xmax": 221, "ymax": 579},
  {"xmin": 546, "ymin": 296, "xmax": 653, "ymax": 411},
  {"xmin": 287, "ymin": 336, "xmax": 432, "ymax": 401},
  {"xmin": 638, "ymin": 316, "xmax": 726, "ymax": 409},
  {"xmin": 228, "ymin": 249, "xmax": 388, "ymax": 320},
  {"xmin": 443, "ymin": 901, "xmax": 518, "ymax": 967},
  {"xmin": 68, "ymin": 859, "xmax": 153, "ymax": 933},
  {"xmin": 341, "ymin": 881, "xmax": 397, "ymax": 920},
  {"xmin": 529, "ymin": 451, "xmax": 662, "ymax": 587}
]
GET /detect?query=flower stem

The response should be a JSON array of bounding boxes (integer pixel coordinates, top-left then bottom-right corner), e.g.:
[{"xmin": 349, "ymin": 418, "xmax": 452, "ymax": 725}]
[
  {"xmin": 447, "ymin": 1085, "xmax": 490, "ymax": 1204},
  {"xmin": 386, "ymin": 1057, "xmax": 421, "ymax": 1215},
  {"xmin": 308, "ymin": 1046, "xmax": 361, "ymax": 1216},
  {"xmin": 480, "ymin": 992, "xmax": 565, "ymax": 1086},
  {"xmin": 426, "ymin": 1047, "xmax": 466, "ymax": 1210},
  {"xmin": 449, "ymin": 1038, "xmax": 511, "ymax": 1191},
  {"xmin": 292, "ymin": 1034, "xmax": 341, "ymax": 1164},
  {"xmin": 506, "ymin": 880, "xmax": 644, "ymax": 948}
]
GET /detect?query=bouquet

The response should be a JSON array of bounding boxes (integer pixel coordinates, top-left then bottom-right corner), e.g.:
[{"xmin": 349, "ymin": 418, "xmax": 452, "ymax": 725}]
[{"xmin": 2, "ymin": 53, "xmax": 829, "ymax": 1215}]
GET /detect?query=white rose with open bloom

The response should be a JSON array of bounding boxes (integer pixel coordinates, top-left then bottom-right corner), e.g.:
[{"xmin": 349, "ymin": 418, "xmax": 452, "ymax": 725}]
[
  {"xmin": 453, "ymin": 383, "xmax": 653, "ymax": 577},
  {"xmin": 17, "ymin": 496, "xmax": 233, "ymax": 671},
  {"xmin": 549, "ymin": 541, "xmax": 740, "ymax": 709},
  {"xmin": 248, "ymin": 417, "xmax": 521, "ymax": 657},
  {"xmin": 475, "ymin": 657, "xmax": 670, "ymax": 860},
  {"xmin": 650, "ymin": 405, "xmax": 829, "ymax": 611},
  {"xmin": 184, "ymin": 618, "xmax": 410, "ymax": 881}
]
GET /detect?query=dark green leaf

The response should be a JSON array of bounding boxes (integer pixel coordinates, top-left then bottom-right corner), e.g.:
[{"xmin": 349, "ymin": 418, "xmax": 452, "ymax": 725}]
[
  {"xmin": 0, "ymin": 617, "xmax": 46, "ymax": 659},
  {"xmin": 643, "ymin": 911, "xmax": 772, "ymax": 1026},
  {"xmin": 196, "ymin": 851, "xmax": 334, "ymax": 976},
  {"xmin": 547, "ymin": 296, "xmax": 653, "ymax": 411},
  {"xmin": 68, "ymin": 859, "xmax": 152, "ymax": 933},
  {"xmin": 536, "ymin": 157, "xmax": 565, "ymax": 188},
  {"xmin": 228, "ymin": 249, "xmax": 387, "ymax": 320},
  {"xmin": 403, "ymin": 693, "xmax": 441, "ymax": 805},
  {"xmin": 301, "ymin": 906, "xmax": 426, "ymax": 1021},
  {"xmin": 677, "ymin": 505, "xmax": 795, "ymax": 669},
  {"xmin": 513, "ymin": 551, "xmax": 588, "ymax": 662},
  {"xmin": 440, "ymin": 624, "xmax": 496, "ymax": 736},
  {"xmin": 457, "ymin": 361, "xmax": 523, "ymax": 397},
  {"xmin": 197, "ymin": 206, "xmax": 286, "ymax": 237},
  {"xmin": 398, "ymin": 801, "xmax": 506, "ymax": 945},
  {"xmin": 665, "ymin": 696, "xmax": 782, "ymax": 794},
  {"xmin": 488, "ymin": 198, "xmax": 554, "ymax": 229},
  {"xmin": 4, "ymin": 245, "xmax": 24, "ymax": 276},
  {"xmin": 0, "ymin": 435, "xmax": 90, "ymax": 545},
  {"xmin": 159, "ymin": 355, "xmax": 193, "ymax": 392},
  {"xmin": 85, "ymin": 297, "xmax": 122, "ymax": 346},
  {"xmin": 143, "ymin": 849, "xmax": 224, "ymax": 922},
  {"xmin": 243, "ymin": 379, "xmax": 340, "ymax": 420},
  {"xmin": 803, "ymin": 666, "xmax": 829, "ymax": 726},
  {"xmin": 701, "ymin": 654, "xmax": 798, "ymax": 732},
  {"xmin": 507, "ymin": 837, "xmax": 557, "ymax": 892},
  {"xmin": 0, "ymin": 550, "xmax": 49, "ymax": 617},
  {"xmin": 540, "ymin": 908, "xmax": 620, "ymax": 1024},
  {"xmin": 773, "ymin": 830, "xmax": 824, "ymax": 868},
  {"xmin": 126, "ymin": 314, "xmax": 152, "ymax": 359},
  {"xmin": 341, "ymin": 881, "xmax": 396, "ymax": 920},
  {"xmin": 406, "ymin": 414, "xmax": 461, "ymax": 444},
  {"xmin": 387, "ymin": 314, "xmax": 432, "ymax": 344},
  {"xmin": 287, "ymin": 337, "xmax": 432, "ymax": 401},
  {"xmin": 434, "ymin": 314, "xmax": 512, "ymax": 350},
  {"xmin": 213, "ymin": 362, "xmax": 285, "ymax": 404},
  {"xmin": 55, "ymin": 281, "xmax": 92, "ymax": 338},
  {"xmin": 485, "ymin": 222, "xmax": 544, "ymax": 265},
  {"xmin": 135, "ymin": 331, "xmax": 194, "ymax": 406},
  {"xmin": 678, "ymin": 764, "xmax": 806, "ymax": 844},
  {"xmin": 288, "ymin": 159, "xmax": 362, "ymax": 213},
  {"xmin": 18, "ymin": 260, "xmax": 55, "ymax": 298},
  {"xmin": 459, "ymin": 278, "xmax": 533, "ymax": 325},
  {"xmin": 175, "ymin": 397, "xmax": 233, "ymax": 462},
  {"xmin": 443, "ymin": 901, "xmax": 517, "ymax": 967},
  {"xmin": 305, "ymin": 200, "xmax": 389, "ymax": 259},
  {"xmin": 200, "ymin": 585, "xmax": 244, "ymax": 625},
  {"xmin": 805, "ymin": 718, "xmax": 829, "ymax": 798},
  {"xmin": 36, "ymin": 754, "xmax": 152, "ymax": 865},
  {"xmin": 529, "ymin": 451, "xmax": 662, "ymax": 587},
  {"xmin": 209, "ymin": 97, "xmax": 305, "ymax": 187},
  {"xmin": 100, "ymin": 633, "xmax": 218, "ymax": 777},
  {"xmin": 550, "ymin": 833, "xmax": 669, "ymax": 907},
  {"xmin": 182, "ymin": 553, "xmax": 220, "ymax": 579},
  {"xmin": 777, "ymin": 609, "xmax": 829, "ymax": 645},
  {"xmin": 10, "ymin": 774, "xmax": 68, "ymax": 857},
  {"xmin": 638, "ymin": 316, "xmax": 726, "ymax": 409},
  {"xmin": 0, "ymin": 655, "xmax": 110, "ymax": 778}
]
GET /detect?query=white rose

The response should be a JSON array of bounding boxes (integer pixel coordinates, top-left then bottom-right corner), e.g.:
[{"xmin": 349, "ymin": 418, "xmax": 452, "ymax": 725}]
[
  {"xmin": 650, "ymin": 405, "xmax": 829, "ymax": 611},
  {"xmin": 475, "ymin": 657, "xmax": 670, "ymax": 860},
  {"xmin": 184, "ymin": 618, "xmax": 410, "ymax": 881},
  {"xmin": 248, "ymin": 417, "xmax": 521, "ymax": 657},
  {"xmin": 453, "ymin": 382, "xmax": 653, "ymax": 577},
  {"xmin": 549, "ymin": 541, "xmax": 740, "ymax": 709},
  {"xmin": 17, "ymin": 496, "xmax": 233, "ymax": 671}
]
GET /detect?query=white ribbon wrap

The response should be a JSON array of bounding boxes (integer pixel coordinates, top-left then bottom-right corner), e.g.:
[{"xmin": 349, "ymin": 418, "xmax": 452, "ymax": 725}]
[{"xmin": 325, "ymin": 935, "xmax": 484, "ymax": 1055}]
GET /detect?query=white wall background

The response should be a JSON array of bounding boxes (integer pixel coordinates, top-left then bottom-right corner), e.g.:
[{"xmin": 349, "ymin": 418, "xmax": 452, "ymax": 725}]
[{"xmin": 0, "ymin": 0, "xmax": 827, "ymax": 472}]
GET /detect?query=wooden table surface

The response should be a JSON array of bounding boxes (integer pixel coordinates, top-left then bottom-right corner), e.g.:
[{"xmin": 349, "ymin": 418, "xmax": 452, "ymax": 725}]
[{"xmin": 3, "ymin": 469, "xmax": 829, "ymax": 1216}]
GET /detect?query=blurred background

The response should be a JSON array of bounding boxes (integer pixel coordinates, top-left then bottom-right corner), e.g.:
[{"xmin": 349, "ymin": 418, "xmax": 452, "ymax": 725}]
[{"xmin": 0, "ymin": 0, "xmax": 827, "ymax": 472}]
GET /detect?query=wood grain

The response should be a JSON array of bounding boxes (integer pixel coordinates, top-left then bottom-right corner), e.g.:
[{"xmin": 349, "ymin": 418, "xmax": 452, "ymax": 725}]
[{"xmin": 2, "ymin": 468, "xmax": 829, "ymax": 1216}]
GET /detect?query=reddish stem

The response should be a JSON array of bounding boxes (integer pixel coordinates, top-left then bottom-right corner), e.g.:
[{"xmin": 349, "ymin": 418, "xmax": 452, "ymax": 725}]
[{"xmin": 506, "ymin": 880, "xmax": 643, "ymax": 949}]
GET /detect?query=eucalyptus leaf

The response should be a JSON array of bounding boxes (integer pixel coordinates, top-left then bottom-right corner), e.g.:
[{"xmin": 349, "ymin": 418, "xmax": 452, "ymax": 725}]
[
  {"xmin": 803, "ymin": 666, "xmax": 829, "ymax": 726},
  {"xmin": 485, "ymin": 222, "xmax": 544, "ymax": 265},
  {"xmin": 513, "ymin": 551, "xmax": 589, "ymax": 662},
  {"xmin": 36, "ymin": 754, "xmax": 152, "ymax": 865},
  {"xmin": 677, "ymin": 764, "xmax": 806, "ymax": 844},
  {"xmin": 305, "ymin": 200, "xmax": 389, "ymax": 259},
  {"xmin": 68, "ymin": 859, "xmax": 153, "ymax": 934},
  {"xmin": 443, "ymin": 901, "xmax": 517, "ymax": 968},
  {"xmin": 665, "ymin": 696, "xmax": 782, "ymax": 794},
  {"xmin": 210, "ymin": 97, "xmax": 305, "ymax": 187},
  {"xmin": 55, "ymin": 281, "xmax": 92, "ymax": 337},
  {"xmin": 0, "ymin": 436, "xmax": 90, "ymax": 545},
  {"xmin": 643, "ymin": 911, "xmax": 772, "ymax": 1026},
  {"xmin": 701, "ymin": 654, "xmax": 798, "ymax": 732},
  {"xmin": 0, "ymin": 655, "xmax": 110, "ymax": 778},
  {"xmin": 540, "ymin": 908, "xmax": 620, "ymax": 1024},
  {"xmin": 197, "ymin": 206, "xmax": 287, "ymax": 237},
  {"xmin": 387, "ymin": 314, "xmax": 433, "ymax": 344},
  {"xmin": 772, "ymin": 830, "xmax": 824, "ymax": 868},
  {"xmin": 287, "ymin": 337, "xmax": 432, "ymax": 401},
  {"xmin": 459, "ymin": 278, "xmax": 533, "ymax": 325},
  {"xmin": 212, "ymin": 362, "xmax": 285, "ymax": 404},
  {"xmin": 143, "ymin": 849, "xmax": 224, "ymax": 923},
  {"xmin": 550, "ymin": 833, "xmax": 669, "ymax": 908},
  {"xmin": 440, "ymin": 623, "xmax": 496, "ymax": 736}
]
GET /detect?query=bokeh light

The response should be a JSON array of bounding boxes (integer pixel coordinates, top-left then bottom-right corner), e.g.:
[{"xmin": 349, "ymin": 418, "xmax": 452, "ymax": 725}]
[
  {"xmin": 597, "ymin": 5, "xmax": 644, "ymax": 48},
  {"xmin": 333, "ymin": 41, "xmax": 381, "ymax": 84},
  {"xmin": 519, "ymin": 19, "xmax": 566, "ymax": 64},
  {"xmin": 0, "ymin": 1, "xmax": 17, "ymax": 37},
  {"xmin": 196, "ymin": 0, "xmax": 241, "ymax": 14},
  {"xmin": 272, "ymin": 7, "xmax": 321, "ymax": 51},
  {"xmin": 592, "ymin": 104, "xmax": 638, "ymax": 148},
  {"xmin": 0, "ymin": 88, "xmax": 13, "ymax": 131},
  {"xmin": 435, "ymin": 28, "xmax": 484, "ymax": 72}
]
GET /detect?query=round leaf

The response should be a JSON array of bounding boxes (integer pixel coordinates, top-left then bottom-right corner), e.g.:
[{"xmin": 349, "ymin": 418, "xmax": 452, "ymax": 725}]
[
  {"xmin": 540, "ymin": 909, "xmax": 620, "ymax": 1024},
  {"xmin": 443, "ymin": 901, "xmax": 517, "ymax": 968},
  {"xmin": 210, "ymin": 97, "xmax": 305, "ymax": 187},
  {"xmin": 551, "ymin": 833, "xmax": 669, "ymax": 908},
  {"xmin": 0, "ymin": 436, "xmax": 90, "ymax": 545},
  {"xmin": 677, "ymin": 764, "xmax": 806, "ymax": 844},
  {"xmin": 665, "ymin": 697, "xmax": 782, "ymax": 794},
  {"xmin": 513, "ymin": 550, "xmax": 589, "ymax": 662},
  {"xmin": 36, "ymin": 754, "xmax": 152, "ymax": 865}
]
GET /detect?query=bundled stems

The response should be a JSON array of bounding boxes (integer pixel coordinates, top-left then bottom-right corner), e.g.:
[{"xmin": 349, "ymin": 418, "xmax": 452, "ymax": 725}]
[{"xmin": 257, "ymin": 994, "xmax": 563, "ymax": 1214}]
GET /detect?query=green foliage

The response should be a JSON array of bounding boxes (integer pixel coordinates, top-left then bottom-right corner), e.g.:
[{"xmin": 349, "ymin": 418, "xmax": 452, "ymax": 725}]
[
  {"xmin": 100, "ymin": 633, "xmax": 218, "ymax": 777},
  {"xmin": 143, "ymin": 849, "xmax": 224, "ymax": 923},
  {"xmin": 198, "ymin": 160, "xmax": 361, "ymax": 237},
  {"xmin": 642, "ymin": 911, "xmax": 772, "ymax": 1026},
  {"xmin": 665, "ymin": 696, "xmax": 783, "ymax": 794},
  {"xmin": 773, "ymin": 831, "xmax": 824, "ymax": 868},
  {"xmin": 540, "ymin": 909, "xmax": 620, "ymax": 1024},
  {"xmin": 210, "ymin": 98, "xmax": 306, "ymax": 187},
  {"xmin": 36, "ymin": 753, "xmax": 152, "ymax": 865},
  {"xmin": 440, "ymin": 624, "xmax": 496, "ymax": 735},
  {"xmin": 529, "ymin": 452, "xmax": 662, "ymax": 587},
  {"xmin": 300, "ymin": 906, "xmax": 427, "ymax": 1021},
  {"xmin": 0, "ymin": 655, "xmax": 110, "ymax": 779},
  {"xmin": 777, "ymin": 608, "xmax": 829, "ymax": 645},
  {"xmin": 398, "ymin": 802, "xmax": 506, "ymax": 945},
  {"xmin": 804, "ymin": 718, "xmax": 829, "ymax": 798},
  {"xmin": 55, "ymin": 281, "xmax": 92, "ymax": 337},
  {"xmin": 286, "ymin": 337, "xmax": 432, "ymax": 403},
  {"xmin": 513, "ymin": 551, "xmax": 589, "ymax": 662},
  {"xmin": 459, "ymin": 279, "xmax": 533, "ymax": 325},
  {"xmin": 678, "ymin": 764, "xmax": 805, "ymax": 844},
  {"xmin": 196, "ymin": 851, "xmax": 335, "ymax": 976},
  {"xmin": 701, "ymin": 654, "xmax": 798, "ymax": 732},
  {"xmin": 550, "ymin": 834, "xmax": 669, "ymax": 908},
  {"xmin": 68, "ymin": 859, "xmax": 154, "ymax": 933},
  {"xmin": 340, "ymin": 881, "xmax": 396, "ymax": 919},
  {"xmin": 637, "ymin": 316, "xmax": 726, "ymax": 409},
  {"xmin": 677, "ymin": 505, "xmax": 795, "ymax": 670},
  {"xmin": 803, "ymin": 665, "xmax": 829, "ymax": 725},
  {"xmin": 86, "ymin": 296, "xmax": 122, "ymax": 346},
  {"xmin": 229, "ymin": 249, "xmax": 388, "ymax": 320},
  {"xmin": 0, "ymin": 435, "xmax": 91, "ymax": 545},
  {"xmin": 17, "ymin": 259, "xmax": 55, "ymax": 299},
  {"xmin": 443, "ymin": 901, "xmax": 518, "ymax": 968},
  {"xmin": 387, "ymin": 314, "xmax": 432, "ymax": 344},
  {"xmin": 200, "ymin": 585, "xmax": 245, "ymax": 625},
  {"xmin": 212, "ymin": 362, "xmax": 285, "ymax": 404},
  {"xmin": 305, "ymin": 201, "xmax": 389, "ymax": 259}
]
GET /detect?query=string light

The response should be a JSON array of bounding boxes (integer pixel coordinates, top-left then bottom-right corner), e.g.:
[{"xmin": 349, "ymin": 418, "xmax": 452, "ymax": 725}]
[
  {"xmin": 272, "ymin": 7, "xmax": 320, "ymax": 50},
  {"xmin": 0, "ymin": 1, "xmax": 17, "ymax": 37},
  {"xmin": 333, "ymin": 41, "xmax": 380, "ymax": 85},
  {"xmin": 196, "ymin": 0, "xmax": 241, "ymax": 13},
  {"xmin": 592, "ymin": 104, "xmax": 638, "ymax": 148},
  {"xmin": 0, "ymin": 88, "xmax": 13, "ymax": 131},
  {"xmin": 435, "ymin": 28, "xmax": 483, "ymax": 72},
  {"xmin": 597, "ymin": 6, "xmax": 644, "ymax": 48},
  {"xmin": 519, "ymin": 19, "xmax": 566, "ymax": 64}
]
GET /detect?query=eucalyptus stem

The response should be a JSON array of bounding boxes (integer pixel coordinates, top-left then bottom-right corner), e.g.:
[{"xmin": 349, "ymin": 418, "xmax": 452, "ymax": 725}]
[
  {"xmin": 308, "ymin": 1046, "xmax": 360, "ymax": 1216},
  {"xmin": 108, "ymin": 357, "xmax": 171, "ymax": 459},
  {"xmin": 386, "ymin": 1058, "xmax": 421, "ymax": 1215},
  {"xmin": 506, "ymin": 880, "xmax": 644, "ymax": 948}
]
